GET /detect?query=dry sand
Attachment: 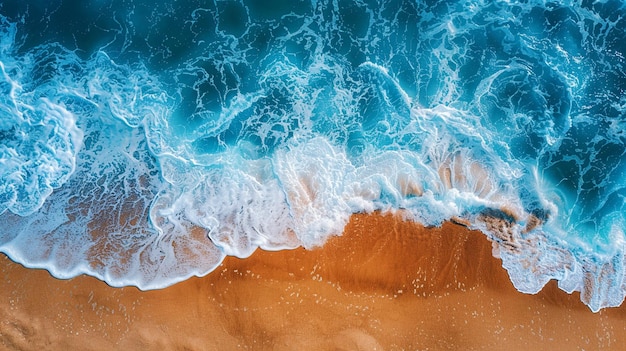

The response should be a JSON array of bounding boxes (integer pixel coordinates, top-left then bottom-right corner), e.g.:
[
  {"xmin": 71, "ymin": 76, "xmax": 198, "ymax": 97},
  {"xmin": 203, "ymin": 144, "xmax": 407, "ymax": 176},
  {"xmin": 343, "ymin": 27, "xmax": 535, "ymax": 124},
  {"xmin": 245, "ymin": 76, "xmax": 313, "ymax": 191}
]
[{"xmin": 1, "ymin": 212, "xmax": 625, "ymax": 350}]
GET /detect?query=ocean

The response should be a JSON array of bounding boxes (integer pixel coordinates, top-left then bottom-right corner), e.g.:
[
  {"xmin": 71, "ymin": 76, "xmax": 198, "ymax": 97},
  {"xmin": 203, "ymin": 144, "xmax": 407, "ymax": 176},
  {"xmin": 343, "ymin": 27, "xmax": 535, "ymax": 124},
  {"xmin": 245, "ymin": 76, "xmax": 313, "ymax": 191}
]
[{"xmin": 0, "ymin": 0, "xmax": 625, "ymax": 312}]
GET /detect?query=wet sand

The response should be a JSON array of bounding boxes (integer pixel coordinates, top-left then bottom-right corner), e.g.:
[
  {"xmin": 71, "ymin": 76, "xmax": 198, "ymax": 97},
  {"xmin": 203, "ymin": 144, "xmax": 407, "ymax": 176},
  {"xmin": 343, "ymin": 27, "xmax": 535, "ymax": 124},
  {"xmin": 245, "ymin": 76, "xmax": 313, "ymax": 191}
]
[{"xmin": 1, "ymin": 212, "xmax": 626, "ymax": 350}]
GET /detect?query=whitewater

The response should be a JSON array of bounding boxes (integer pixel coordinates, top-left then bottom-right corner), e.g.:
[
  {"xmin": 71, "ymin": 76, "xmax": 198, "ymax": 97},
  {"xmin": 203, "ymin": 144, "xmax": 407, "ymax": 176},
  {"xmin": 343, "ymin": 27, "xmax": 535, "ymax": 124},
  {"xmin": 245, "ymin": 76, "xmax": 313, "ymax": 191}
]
[{"xmin": 0, "ymin": 0, "xmax": 625, "ymax": 312}]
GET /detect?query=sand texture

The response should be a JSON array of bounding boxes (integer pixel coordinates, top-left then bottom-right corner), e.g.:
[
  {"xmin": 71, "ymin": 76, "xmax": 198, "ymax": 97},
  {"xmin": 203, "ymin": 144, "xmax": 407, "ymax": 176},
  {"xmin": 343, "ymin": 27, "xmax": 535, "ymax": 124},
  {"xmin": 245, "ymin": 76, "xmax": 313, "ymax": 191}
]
[{"xmin": 1, "ymin": 213, "xmax": 626, "ymax": 350}]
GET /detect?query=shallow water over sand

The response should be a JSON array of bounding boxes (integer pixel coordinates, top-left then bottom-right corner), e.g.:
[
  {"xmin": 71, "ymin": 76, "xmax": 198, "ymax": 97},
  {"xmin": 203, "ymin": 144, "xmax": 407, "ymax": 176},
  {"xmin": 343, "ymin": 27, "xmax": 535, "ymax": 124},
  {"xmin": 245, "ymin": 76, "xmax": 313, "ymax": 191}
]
[{"xmin": 2, "ymin": 214, "xmax": 626, "ymax": 350}]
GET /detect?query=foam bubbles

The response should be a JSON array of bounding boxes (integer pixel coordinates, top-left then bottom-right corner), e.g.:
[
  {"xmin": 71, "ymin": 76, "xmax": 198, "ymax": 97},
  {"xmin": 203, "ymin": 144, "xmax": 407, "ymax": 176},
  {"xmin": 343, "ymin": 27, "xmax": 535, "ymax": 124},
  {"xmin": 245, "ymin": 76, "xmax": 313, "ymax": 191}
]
[{"xmin": 0, "ymin": 50, "xmax": 83, "ymax": 216}]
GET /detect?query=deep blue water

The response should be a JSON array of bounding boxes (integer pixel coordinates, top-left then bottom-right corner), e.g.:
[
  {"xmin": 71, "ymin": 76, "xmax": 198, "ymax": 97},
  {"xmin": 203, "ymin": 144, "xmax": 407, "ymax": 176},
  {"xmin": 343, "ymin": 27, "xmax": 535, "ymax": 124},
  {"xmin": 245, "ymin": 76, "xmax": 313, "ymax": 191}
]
[{"xmin": 0, "ymin": 0, "xmax": 625, "ymax": 311}]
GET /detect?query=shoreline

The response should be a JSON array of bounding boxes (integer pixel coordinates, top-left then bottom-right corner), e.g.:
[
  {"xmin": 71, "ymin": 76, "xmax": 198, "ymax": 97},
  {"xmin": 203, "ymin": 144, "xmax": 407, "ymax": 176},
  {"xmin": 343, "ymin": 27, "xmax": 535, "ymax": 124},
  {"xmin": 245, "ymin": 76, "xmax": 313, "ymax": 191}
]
[{"xmin": 1, "ymin": 213, "xmax": 625, "ymax": 350}]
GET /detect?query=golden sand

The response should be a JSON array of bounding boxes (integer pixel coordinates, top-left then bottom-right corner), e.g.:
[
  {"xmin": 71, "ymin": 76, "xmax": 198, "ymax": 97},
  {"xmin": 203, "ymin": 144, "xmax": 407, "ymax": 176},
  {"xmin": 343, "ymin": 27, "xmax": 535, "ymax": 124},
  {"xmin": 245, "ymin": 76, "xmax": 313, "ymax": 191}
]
[{"xmin": 1, "ymin": 213, "xmax": 625, "ymax": 350}]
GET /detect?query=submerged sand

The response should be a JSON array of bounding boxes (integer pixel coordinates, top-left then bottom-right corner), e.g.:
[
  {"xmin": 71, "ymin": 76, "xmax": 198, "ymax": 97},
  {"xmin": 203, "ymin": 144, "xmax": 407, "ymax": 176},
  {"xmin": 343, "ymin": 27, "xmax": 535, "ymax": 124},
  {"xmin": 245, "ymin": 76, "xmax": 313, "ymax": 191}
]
[{"xmin": 1, "ymin": 213, "xmax": 625, "ymax": 350}]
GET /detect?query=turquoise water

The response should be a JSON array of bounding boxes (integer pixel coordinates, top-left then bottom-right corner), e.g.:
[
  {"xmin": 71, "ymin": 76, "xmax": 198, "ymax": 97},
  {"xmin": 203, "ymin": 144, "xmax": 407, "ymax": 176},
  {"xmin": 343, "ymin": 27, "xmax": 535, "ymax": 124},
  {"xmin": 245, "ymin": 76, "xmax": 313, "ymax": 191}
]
[{"xmin": 0, "ymin": 0, "xmax": 625, "ymax": 311}]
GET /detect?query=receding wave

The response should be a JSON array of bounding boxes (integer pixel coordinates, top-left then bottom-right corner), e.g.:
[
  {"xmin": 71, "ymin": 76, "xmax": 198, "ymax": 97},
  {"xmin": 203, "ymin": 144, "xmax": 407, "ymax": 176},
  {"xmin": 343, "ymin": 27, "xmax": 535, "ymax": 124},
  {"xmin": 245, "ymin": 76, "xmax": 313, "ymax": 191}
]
[{"xmin": 0, "ymin": 0, "xmax": 625, "ymax": 311}]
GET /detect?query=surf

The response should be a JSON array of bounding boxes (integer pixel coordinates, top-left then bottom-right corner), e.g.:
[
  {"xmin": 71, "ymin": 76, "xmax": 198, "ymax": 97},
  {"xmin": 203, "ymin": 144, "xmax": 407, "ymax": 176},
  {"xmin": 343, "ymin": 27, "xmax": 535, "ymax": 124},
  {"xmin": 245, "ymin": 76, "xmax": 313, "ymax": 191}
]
[{"xmin": 0, "ymin": 0, "xmax": 625, "ymax": 312}]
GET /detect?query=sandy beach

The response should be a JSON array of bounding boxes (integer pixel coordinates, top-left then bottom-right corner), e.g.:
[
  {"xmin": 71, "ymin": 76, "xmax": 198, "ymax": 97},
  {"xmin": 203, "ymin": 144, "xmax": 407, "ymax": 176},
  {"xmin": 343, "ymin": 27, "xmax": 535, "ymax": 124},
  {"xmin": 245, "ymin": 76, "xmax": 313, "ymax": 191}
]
[{"xmin": 1, "ymin": 212, "xmax": 625, "ymax": 350}]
